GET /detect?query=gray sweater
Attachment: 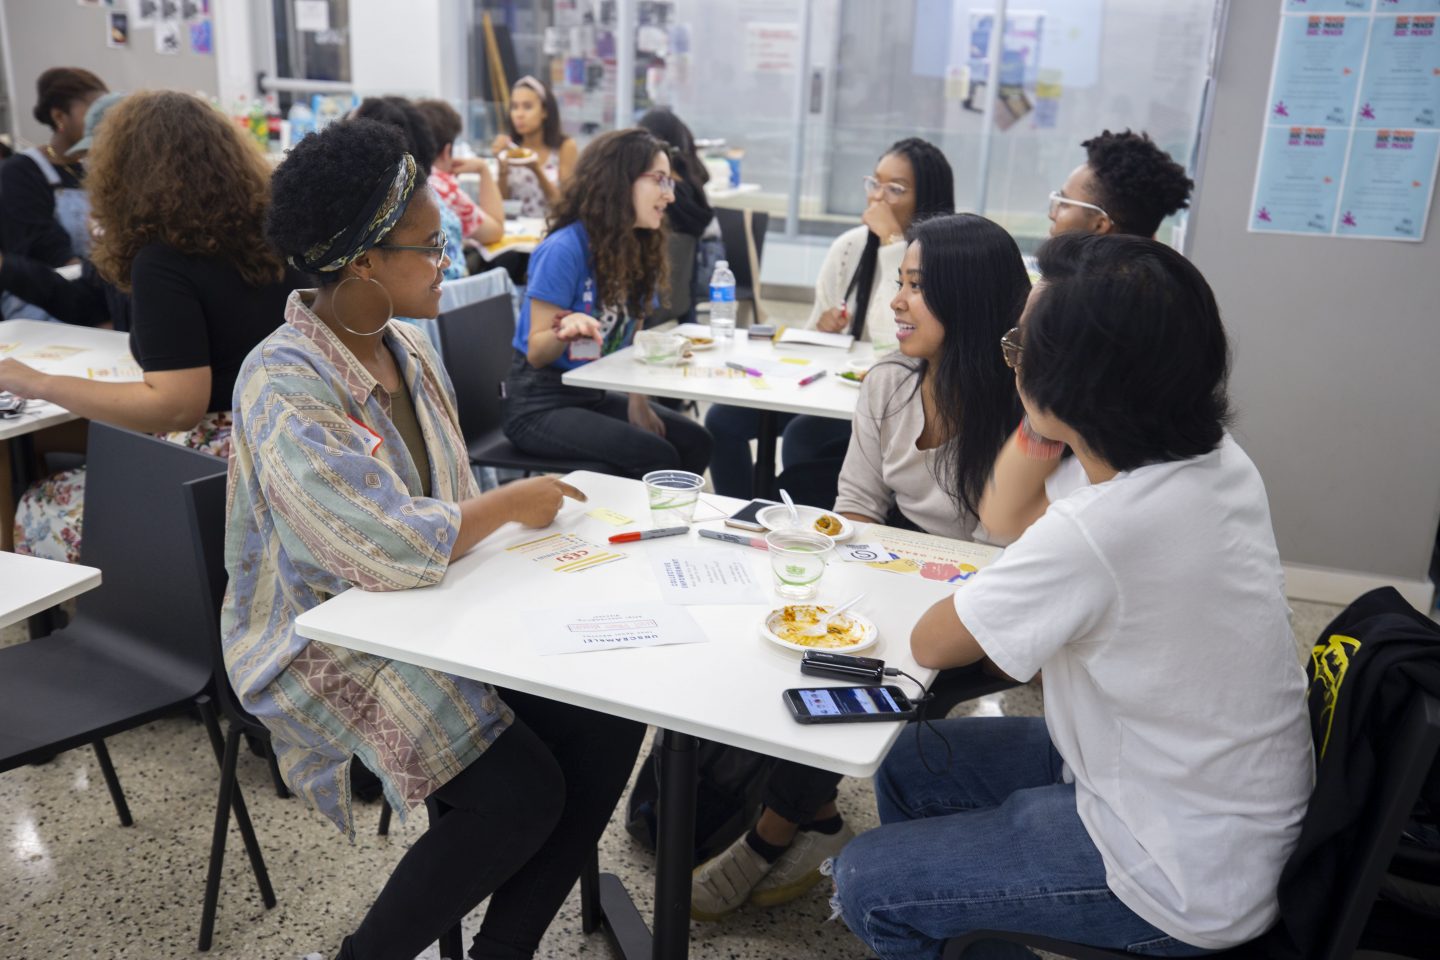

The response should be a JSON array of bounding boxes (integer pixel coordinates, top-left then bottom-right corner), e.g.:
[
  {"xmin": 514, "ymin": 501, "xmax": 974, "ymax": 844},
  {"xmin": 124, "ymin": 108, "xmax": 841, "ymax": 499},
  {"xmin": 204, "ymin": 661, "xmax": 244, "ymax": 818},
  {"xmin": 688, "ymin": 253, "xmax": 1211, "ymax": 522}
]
[{"xmin": 833, "ymin": 360, "xmax": 981, "ymax": 541}]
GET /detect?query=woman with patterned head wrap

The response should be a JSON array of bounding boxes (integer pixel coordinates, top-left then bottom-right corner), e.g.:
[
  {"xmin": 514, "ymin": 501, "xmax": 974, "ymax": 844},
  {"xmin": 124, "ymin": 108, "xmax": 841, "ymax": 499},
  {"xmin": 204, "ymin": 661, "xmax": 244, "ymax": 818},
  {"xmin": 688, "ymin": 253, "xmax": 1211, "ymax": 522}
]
[{"xmin": 228, "ymin": 117, "xmax": 644, "ymax": 960}]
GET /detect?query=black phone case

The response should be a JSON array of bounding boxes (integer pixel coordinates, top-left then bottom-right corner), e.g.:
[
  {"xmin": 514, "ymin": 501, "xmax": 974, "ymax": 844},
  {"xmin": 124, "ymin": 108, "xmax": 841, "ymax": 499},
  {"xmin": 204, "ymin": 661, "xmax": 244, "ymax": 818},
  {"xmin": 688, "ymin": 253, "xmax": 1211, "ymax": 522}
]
[{"xmin": 784, "ymin": 686, "xmax": 916, "ymax": 724}]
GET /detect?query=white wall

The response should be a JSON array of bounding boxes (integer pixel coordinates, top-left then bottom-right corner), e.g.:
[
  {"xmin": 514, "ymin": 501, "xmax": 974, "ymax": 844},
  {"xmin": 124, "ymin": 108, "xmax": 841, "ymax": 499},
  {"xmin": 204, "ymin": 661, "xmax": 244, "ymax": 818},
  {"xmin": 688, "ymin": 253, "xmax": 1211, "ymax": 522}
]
[
  {"xmin": 1188, "ymin": 1, "xmax": 1440, "ymax": 609},
  {"xmin": 2, "ymin": 0, "xmax": 224, "ymax": 147},
  {"xmin": 349, "ymin": 0, "xmax": 443, "ymax": 99}
]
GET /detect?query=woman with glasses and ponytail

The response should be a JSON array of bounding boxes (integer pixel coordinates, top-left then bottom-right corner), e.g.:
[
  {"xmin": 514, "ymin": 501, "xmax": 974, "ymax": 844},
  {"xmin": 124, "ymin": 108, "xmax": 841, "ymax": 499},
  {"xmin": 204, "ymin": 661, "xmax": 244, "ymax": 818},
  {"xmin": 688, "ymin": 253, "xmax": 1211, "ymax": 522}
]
[
  {"xmin": 502, "ymin": 128, "xmax": 713, "ymax": 479},
  {"xmin": 228, "ymin": 117, "xmax": 644, "ymax": 960},
  {"xmin": 704, "ymin": 137, "xmax": 955, "ymax": 500}
]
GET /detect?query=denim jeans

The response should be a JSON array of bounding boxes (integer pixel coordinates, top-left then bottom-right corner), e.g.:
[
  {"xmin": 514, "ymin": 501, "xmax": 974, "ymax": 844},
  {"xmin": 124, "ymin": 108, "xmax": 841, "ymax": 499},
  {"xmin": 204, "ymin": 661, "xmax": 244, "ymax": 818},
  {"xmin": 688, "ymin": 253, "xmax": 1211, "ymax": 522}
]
[
  {"xmin": 702, "ymin": 405, "xmax": 852, "ymax": 499},
  {"xmin": 832, "ymin": 717, "xmax": 1209, "ymax": 960}
]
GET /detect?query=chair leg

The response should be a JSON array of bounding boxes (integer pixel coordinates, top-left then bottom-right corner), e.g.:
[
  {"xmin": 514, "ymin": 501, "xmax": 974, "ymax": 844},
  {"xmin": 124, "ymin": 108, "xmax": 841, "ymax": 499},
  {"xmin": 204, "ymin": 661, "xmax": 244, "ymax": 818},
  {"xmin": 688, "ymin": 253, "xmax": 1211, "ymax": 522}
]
[
  {"xmin": 91, "ymin": 739, "xmax": 133, "ymax": 827},
  {"xmin": 377, "ymin": 800, "xmax": 392, "ymax": 836},
  {"xmin": 197, "ymin": 698, "xmax": 277, "ymax": 919},
  {"xmin": 263, "ymin": 740, "xmax": 290, "ymax": 799},
  {"xmin": 198, "ymin": 721, "xmax": 240, "ymax": 952}
]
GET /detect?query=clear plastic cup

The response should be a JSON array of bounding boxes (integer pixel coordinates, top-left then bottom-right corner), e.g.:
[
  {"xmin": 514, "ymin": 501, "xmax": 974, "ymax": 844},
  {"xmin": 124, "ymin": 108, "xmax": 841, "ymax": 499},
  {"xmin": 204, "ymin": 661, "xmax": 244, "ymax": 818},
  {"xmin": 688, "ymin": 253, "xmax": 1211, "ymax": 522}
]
[
  {"xmin": 642, "ymin": 470, "xmax": 704, "ymax": 524},
  {"xmin": 765, "ymin": 528, "xmax": 834, "ymax": 600}
]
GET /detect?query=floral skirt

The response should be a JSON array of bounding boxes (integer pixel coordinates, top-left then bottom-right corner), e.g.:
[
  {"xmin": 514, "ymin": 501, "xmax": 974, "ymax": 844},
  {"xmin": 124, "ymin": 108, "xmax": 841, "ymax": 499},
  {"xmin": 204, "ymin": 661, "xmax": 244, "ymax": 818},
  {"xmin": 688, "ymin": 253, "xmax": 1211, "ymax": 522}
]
[{"xmin": 14, "ymin": 412, "xmax": 233, "ymax": 564}]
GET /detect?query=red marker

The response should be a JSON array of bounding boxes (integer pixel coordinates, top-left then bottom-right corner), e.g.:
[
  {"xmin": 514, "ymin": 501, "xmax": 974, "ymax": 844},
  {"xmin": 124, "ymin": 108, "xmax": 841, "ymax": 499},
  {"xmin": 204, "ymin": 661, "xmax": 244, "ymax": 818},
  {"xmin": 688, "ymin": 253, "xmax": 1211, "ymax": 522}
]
[
  {"xmin": 608, "ymin": 526, "xmax": 689, "ymax": 544},
  {"xmin": 797, "ymin": 370, "xmax": 828, "ymax": 387}
]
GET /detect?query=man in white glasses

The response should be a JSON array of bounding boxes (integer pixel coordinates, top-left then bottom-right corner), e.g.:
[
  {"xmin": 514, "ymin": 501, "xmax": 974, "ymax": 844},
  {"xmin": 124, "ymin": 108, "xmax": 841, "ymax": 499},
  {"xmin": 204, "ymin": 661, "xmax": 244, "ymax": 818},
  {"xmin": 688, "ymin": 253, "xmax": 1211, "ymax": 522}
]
[{"xmin": 1048, "ymin": 129, "xmax": 1193, "ymax": 239}]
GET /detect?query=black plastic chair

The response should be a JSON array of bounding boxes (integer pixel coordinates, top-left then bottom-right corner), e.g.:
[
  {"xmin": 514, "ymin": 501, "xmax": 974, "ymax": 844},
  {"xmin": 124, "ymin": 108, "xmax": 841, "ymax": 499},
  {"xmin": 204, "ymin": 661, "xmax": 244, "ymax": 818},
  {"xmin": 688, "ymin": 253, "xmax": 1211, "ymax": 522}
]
[
  {"xmin": 182, "ymin": 473, "xmax": 285, "ymax": 950},
  {"xmin": 715, "ymin": 207, "xmax": 769, "ymax": 319},
  {"xmin": 0, "ymin": 424, "xmax": 275, "ymax": 949},
  {"xmin": 941, "ymin": 692, "xmax": 1440, "ymax": 960},
  {"xmin": 646, "ymin": 231, "xmax": 698, "ymax": 328},
  {"xmin": 434, "ymin": 293, "xmax": 610, "ymax": 476}
]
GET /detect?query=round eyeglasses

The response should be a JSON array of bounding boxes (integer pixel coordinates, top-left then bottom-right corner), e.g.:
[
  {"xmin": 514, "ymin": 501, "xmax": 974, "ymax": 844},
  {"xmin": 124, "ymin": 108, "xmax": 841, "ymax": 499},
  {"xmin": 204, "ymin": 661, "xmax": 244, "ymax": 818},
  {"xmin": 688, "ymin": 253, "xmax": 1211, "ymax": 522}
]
[{"xmin": 863, "ymin": 175, "xmax": 908, "ymax": 202}]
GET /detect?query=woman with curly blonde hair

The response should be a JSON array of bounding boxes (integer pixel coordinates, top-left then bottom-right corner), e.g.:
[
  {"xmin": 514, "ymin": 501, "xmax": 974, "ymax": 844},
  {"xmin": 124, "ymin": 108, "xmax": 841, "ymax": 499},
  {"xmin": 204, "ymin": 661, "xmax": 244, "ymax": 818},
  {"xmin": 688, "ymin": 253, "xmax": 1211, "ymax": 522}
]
[
  {"xmin": 0, "ymin": 90, "xmax": 300, "ymax": 562},
  {"xmin": 502, "ymin": 128, "xmax": 712, "ymax": 478}
]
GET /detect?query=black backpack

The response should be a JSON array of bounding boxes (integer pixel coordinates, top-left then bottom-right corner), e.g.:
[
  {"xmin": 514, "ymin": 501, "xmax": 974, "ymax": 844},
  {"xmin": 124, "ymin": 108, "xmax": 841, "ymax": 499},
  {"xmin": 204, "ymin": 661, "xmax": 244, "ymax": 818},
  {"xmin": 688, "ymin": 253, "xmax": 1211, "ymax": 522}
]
[{"xmin": 624, "ymin": 732, "xmax": 776, "ymax": 864}]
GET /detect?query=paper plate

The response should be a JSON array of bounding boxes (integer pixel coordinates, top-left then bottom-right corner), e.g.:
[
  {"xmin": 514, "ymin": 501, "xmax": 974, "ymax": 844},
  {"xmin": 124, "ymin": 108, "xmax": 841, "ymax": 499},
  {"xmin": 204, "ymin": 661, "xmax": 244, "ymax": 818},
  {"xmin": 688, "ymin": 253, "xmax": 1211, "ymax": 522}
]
[
  {"xmin": 683, "ymin": 337, "xmax": 716, "ymax": 352},
  {"xmin": 837, "ymin": 371, "xmax": 865, "ymax": 387},
  {"xmin": 757, "ymin": 504, "xmax": 855, "ymax": 542},
  {"xmin": 760, "ymin": 605, "xmax": 878, "ymax": 654}
]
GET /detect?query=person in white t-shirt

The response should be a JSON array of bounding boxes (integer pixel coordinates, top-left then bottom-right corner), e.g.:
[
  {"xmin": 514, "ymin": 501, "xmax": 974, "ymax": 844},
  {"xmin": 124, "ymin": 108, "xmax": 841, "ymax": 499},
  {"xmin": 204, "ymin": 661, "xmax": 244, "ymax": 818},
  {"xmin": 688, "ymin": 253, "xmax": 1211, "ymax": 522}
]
[{"xmin": 831, "ymin": 233, "xmax": 1313, "ymax": 959}]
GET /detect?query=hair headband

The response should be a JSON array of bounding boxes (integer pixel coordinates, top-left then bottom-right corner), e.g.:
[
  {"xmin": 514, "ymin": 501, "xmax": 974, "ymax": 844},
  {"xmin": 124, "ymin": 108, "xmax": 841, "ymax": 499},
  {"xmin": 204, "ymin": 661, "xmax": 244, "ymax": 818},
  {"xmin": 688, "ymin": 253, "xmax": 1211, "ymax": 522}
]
[{"xmin": 291, "ymin": 153, "xmax": 419, "ymax": 274}]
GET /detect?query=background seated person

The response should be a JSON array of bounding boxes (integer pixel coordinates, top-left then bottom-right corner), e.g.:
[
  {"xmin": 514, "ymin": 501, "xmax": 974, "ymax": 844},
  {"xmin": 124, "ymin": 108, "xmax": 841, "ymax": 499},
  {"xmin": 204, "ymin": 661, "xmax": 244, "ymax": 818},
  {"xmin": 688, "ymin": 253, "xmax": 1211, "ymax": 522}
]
[
  {"xmin": 708, "ymin": 138, "xmax": 955, "ymax": 500},
  {"xmin": 502, "ymin": 128, "xmax": 712, "ymax": 479},
  {"xmin": 233, "ymin": 117, "xmax": 644, "ymax": 960},
  {"xmin": 832, "ymin": 233, "xmax": 1313, "ymax": 959},
  {"xmin": 0, "ymin": 90, "xmax": 298, "ymax": 562}
]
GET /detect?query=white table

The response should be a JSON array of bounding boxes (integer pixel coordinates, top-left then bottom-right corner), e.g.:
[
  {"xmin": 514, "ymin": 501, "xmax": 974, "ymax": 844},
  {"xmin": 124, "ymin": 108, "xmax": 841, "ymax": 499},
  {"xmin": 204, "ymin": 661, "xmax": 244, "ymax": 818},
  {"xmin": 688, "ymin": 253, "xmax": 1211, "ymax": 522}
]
[
  {"xmin": 563, "ymin": 327, "xmax": 876, "ymax": 489},
  {"xmin": 0, "ymin": 320, "xmax": 138, "ymax": 551},
  {"xmin": 0, "ymin": 551, "xmax": 100, "ymax": 630},
  {"xmin": 295, "ymin": 471, "xmax": 955, "ymax": 959},
  {"xmin": 478, "ymin": 215, "xmax": 547, "ymax": 262}
]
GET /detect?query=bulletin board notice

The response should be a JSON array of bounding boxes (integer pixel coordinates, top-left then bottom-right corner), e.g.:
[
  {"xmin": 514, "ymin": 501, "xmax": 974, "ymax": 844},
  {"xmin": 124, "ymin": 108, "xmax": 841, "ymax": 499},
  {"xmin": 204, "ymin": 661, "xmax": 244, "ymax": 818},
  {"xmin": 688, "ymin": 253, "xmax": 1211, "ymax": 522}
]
[{"xmin": 1249, "ymin": 1, "xmax": 1440, "ymax": 241}]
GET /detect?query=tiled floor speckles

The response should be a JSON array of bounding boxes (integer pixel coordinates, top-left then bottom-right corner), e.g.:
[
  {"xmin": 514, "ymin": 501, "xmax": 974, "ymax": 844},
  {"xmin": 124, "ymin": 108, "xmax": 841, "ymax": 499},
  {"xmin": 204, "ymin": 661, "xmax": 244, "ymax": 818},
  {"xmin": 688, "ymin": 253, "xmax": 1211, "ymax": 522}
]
[{"xmin": 1, "ymin": 600, "xmax": 1347, "ymax": 959}]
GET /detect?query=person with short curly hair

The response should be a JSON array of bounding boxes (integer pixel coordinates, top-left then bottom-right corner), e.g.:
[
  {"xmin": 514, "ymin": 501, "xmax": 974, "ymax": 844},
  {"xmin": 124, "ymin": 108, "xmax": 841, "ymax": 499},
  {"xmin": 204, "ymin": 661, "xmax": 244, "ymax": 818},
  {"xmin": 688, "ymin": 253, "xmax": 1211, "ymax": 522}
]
[
  {"xmin": 0, "ymin": 90, "xmax": 300, "ymax": 563},
  {"xmin": 0, "ymin": 67, "xmax": 107, "ymax": 270},
  {"xmin": 229, "ymin": 116, "xmax": 643, "ymax": 960},
  {"xmin": 502, "ymin": 128, "xmax": 712, "ymax": 478},
  {"xmin": 1047, "ymin": 129, "xmax": 1194, "ymax": 239}
]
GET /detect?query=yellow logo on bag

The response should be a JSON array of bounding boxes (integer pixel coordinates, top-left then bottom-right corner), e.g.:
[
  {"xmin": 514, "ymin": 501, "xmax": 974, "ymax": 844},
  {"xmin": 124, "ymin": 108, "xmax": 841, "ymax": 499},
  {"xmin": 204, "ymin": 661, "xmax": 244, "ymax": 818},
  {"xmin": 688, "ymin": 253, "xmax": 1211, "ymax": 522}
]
[{"xmin": 1311, "ymin": 633, "xmax": 1360, "ymax": 759}]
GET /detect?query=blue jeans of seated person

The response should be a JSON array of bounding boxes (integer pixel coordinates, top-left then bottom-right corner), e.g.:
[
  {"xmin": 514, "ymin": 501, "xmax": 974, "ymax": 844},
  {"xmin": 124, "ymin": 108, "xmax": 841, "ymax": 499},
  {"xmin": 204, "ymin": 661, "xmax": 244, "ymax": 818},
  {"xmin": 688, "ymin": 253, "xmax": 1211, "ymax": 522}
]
[
  {"xmin": 832, "ymin": 717, "xmax": 1209, "ymax": 960},
  {"xmin": 704, "ymin": 405, "xmax": 852, "ymax": 499}
]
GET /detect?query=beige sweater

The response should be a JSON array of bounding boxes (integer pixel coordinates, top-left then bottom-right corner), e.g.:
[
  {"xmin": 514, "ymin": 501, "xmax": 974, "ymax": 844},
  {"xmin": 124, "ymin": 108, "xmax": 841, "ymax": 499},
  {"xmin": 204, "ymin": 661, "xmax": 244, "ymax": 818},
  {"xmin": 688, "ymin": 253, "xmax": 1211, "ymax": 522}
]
[
  {"xmin": 804, "ymin": 225, "xmax": 908, "ymax": 348},
  {"xmin": 834, "ymin": 360, "xmax": 980, "ymax": 541}
]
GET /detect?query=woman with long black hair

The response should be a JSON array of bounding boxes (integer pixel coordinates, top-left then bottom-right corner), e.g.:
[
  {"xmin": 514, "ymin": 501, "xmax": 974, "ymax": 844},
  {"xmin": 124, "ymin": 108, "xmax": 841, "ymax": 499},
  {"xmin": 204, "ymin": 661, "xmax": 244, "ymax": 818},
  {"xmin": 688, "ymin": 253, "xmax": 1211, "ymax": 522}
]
[
  {"xmin": 689, "ymin": 214, "xmax": 1029, "ymax": 925},
  {"xmin": 704, "ymin": 137, "xmax": 955, "ymax": 499},
  {"xmin": 834, "ymin": 213, "xmax": 1029, "ymax": 539}
]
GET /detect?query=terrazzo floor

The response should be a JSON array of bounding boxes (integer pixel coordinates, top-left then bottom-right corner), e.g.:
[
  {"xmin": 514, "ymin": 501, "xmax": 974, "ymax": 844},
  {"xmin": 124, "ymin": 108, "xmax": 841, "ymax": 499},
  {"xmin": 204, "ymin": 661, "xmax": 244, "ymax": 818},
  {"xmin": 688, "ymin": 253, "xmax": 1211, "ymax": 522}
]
[{"xmin": 0, "ymin": 601, "xmax": 1347, "ymax": 960}]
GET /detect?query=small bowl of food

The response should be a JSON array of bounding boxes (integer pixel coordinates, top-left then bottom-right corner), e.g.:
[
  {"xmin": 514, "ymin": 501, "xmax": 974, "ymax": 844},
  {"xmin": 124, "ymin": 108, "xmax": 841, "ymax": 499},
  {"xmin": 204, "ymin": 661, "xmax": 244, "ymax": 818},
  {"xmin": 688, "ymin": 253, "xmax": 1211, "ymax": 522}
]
[
  {"xmin": 760, "ymin": 604, "xmax": 878, "ymax": 653},
  {"xmin": 756, "ymin": 504, "xmax": 854, "ymax": 541}
]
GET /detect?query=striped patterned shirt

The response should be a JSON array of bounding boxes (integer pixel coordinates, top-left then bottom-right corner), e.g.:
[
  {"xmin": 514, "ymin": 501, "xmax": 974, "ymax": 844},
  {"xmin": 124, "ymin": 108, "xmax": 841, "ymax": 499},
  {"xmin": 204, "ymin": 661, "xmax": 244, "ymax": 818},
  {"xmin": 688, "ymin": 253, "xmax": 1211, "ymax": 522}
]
[{"xmin": 221, "ymin": 290, "xmax": 512, "ymax": 836}]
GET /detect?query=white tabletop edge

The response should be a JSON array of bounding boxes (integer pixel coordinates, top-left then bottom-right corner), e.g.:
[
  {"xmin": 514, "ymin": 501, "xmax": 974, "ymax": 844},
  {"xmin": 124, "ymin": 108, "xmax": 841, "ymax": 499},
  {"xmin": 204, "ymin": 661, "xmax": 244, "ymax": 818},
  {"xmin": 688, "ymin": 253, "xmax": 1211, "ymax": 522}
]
[
  {"xmin": 0, "ymin": 564, "xmax": 101, "ymax": 630},
  {"xmin": 294, "ymin": 612, "xmax": 886, "ymax": 778}
]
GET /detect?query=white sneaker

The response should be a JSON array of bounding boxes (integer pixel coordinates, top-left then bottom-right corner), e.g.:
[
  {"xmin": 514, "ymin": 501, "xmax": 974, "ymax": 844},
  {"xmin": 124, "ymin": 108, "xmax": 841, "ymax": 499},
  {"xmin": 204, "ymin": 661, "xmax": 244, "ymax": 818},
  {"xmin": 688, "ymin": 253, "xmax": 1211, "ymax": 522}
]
[
  {"xmin": 749, "ymin": 821, "xmax": 856, "ymax": 907},
  {"xmin": 690, "ymin": 834, "xmax": 774, "ymax": 921}
]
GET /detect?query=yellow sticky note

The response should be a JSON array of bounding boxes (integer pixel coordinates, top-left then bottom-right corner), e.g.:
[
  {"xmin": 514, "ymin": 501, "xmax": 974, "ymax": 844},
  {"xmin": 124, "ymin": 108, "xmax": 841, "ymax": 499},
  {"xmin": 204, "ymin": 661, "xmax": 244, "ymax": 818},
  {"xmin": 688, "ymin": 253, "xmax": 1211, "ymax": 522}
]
[
  {"xmin": 779, "ymin": 357, "xmax": 811, "ymax": 366},
  {"xmin": 749, "ymin": 378, "xmax": 773, "ymax": 390},
  {"xmin": 586, "ymin": 507, "xmax": 634, "ymax": 526}
]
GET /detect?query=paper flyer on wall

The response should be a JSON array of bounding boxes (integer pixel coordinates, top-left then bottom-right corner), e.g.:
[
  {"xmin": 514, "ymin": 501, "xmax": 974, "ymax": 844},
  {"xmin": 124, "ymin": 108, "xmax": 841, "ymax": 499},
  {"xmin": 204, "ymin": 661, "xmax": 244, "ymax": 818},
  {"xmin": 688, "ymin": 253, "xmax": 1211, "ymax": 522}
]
[
  {"xmin": 527, "ymin": 605, "xmax": 707, "ymax": 655},
  {"xmin": 1252, "ymin": 2, "xmax": 1440, "ymax": 241}
]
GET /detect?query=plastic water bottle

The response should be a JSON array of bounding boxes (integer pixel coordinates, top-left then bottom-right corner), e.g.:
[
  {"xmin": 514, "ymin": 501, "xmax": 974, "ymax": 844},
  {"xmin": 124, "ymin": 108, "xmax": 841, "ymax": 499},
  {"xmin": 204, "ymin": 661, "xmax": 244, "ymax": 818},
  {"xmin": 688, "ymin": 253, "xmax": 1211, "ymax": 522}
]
[
  {"xmin": 708, "ymin": 260, "xmax": 737, "ymax": 340},
  {"xmin": 287, "ymin": 100, "xmax": 315, "ymax": 148}
]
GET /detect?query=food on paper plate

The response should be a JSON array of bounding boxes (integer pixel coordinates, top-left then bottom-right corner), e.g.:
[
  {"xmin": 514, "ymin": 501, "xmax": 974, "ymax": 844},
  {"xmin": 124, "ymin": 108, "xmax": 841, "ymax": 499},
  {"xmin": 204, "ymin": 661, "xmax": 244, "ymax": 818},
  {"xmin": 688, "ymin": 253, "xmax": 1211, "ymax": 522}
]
[
  {"xmin": 501, "ymin": 146, "xmax": 536, "ymax": 162},
  {"xmin": 838, "ymin": 370, "xmax": 866, "ymax": 384},
  {"xmin": 813, "ymin": 513, "xmax": 843, "ymax": 536},
  {"xmin": 772, "ymin": 605, "xmax": 865, "ymax": 648}
]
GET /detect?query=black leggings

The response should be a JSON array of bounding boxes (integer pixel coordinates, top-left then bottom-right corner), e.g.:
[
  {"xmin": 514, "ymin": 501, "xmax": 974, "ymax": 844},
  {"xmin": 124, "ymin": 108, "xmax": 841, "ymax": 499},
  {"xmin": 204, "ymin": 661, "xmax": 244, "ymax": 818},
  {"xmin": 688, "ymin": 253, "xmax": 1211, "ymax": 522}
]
[{"xmin": 337, "ymin": 690, "xmax": 645, "ymax": 960}]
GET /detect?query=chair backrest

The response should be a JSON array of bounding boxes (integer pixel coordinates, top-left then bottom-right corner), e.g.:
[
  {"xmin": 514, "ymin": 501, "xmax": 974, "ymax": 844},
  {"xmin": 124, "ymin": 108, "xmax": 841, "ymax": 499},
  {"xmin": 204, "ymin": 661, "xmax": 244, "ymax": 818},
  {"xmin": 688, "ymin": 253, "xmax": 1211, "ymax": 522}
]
[
  {"xmin": 72, "ymin": 424, "xmax": 228, "ymax": 674},
  {"xmin": 648, "ymin": 231, "xmax": 698, "ymax": 327},
  {"xmin": 182, "ymin": 472, "xmax": 260, "ymax": 728},
  {"xmin": 715, "ymin": 207, "xmax": 769, "ymax": 297},
  {"xmin": 435, "ymin": 292, "xmax": 516, "ymax": 445}
]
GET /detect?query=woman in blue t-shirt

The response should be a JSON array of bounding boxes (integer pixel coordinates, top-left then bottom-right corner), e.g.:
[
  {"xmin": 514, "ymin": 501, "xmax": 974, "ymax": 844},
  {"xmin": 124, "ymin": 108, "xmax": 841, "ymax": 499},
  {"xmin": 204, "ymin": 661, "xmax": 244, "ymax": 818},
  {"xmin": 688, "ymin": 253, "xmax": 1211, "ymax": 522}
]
[{"xmin": 502, "ymin": 128, "xmax": 712, "ymax": 478}]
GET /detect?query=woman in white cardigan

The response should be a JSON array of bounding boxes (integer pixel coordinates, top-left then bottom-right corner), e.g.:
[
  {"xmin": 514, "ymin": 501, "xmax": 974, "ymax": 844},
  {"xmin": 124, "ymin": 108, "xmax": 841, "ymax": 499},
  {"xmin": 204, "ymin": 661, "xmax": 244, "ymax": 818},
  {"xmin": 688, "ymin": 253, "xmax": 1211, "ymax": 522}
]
[{"xmin": 703, "ymin": 138, "xmax": 955, "ymax": 499}]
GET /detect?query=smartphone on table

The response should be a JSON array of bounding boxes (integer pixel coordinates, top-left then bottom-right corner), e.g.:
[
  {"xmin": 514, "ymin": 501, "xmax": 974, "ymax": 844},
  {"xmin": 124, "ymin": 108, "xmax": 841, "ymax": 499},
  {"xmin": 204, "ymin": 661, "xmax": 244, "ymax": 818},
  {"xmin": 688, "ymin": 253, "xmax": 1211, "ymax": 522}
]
[
  {"xmin": 784, "ymin": 685, "xmax": 917, "ymax": 724},
  {"xmin": 724, "ymin": 498, "xmax": 778, "ymax": 532}
]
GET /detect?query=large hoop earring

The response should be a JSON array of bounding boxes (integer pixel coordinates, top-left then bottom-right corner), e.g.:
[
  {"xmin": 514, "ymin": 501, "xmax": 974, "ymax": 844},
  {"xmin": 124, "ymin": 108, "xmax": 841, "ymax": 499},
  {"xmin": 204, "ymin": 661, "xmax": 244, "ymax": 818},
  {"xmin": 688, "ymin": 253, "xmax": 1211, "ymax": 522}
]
[{"xmin": 332, "ymin": 276, "xmax": 394, "ymax": 338}]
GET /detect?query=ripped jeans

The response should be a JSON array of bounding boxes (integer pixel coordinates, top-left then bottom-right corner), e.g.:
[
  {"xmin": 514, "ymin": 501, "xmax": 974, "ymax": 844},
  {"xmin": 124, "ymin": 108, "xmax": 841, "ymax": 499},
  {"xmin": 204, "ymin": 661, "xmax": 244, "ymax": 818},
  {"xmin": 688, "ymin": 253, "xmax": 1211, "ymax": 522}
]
[{"xmin": 831, "ymin": 717, "xmax": 1210, "ymax": 960}]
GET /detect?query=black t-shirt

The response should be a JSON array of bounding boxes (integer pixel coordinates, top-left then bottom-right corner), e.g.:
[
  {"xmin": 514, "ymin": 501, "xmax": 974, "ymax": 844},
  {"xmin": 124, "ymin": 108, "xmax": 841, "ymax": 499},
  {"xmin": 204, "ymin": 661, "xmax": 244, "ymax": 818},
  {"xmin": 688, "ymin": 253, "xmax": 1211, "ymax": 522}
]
[
  {"xmin": 128, "ymin": 244, "xmax": 301, "ymax": 412},
  {"xmin": 0, "ymin": 152, "xmax": 84, "ymax": 266}
]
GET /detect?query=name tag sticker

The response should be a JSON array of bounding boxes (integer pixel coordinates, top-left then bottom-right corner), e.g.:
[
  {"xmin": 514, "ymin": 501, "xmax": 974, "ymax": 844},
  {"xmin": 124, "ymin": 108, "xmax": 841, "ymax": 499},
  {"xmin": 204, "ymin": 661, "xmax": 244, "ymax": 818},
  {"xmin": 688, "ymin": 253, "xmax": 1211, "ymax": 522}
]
[
  {"xmin": 347, "ymin": 415, "xmax": 383, "ymax": 456},
  {"xmin": 568, "ymin": 339, "xmax": 601, "ymax": 362}
]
